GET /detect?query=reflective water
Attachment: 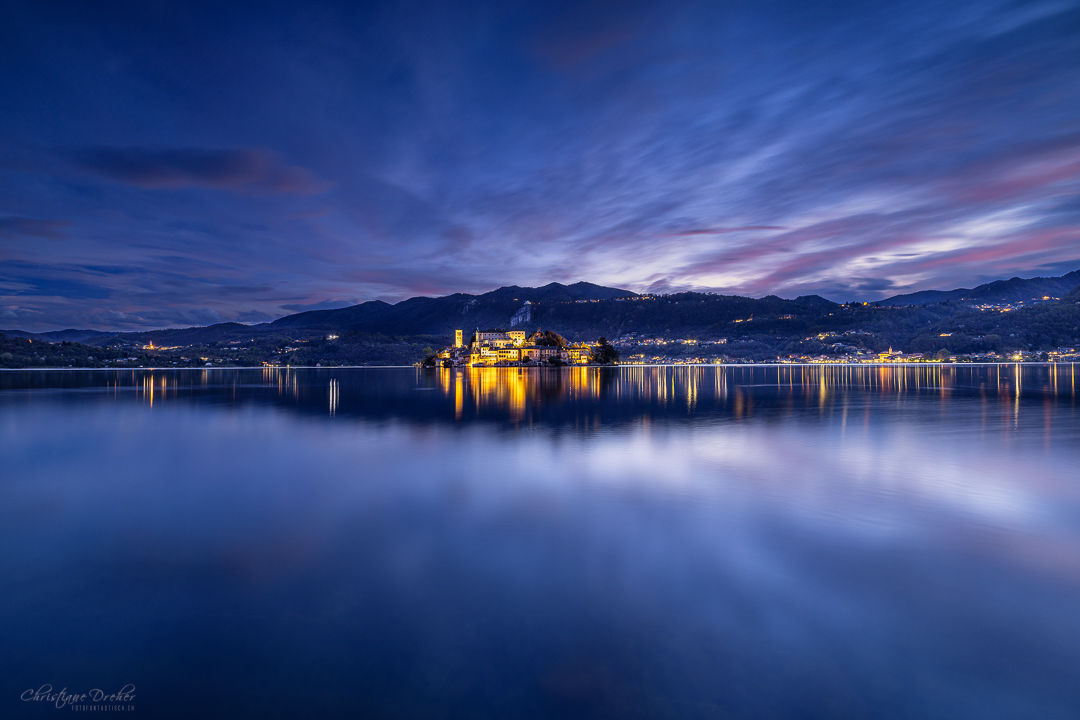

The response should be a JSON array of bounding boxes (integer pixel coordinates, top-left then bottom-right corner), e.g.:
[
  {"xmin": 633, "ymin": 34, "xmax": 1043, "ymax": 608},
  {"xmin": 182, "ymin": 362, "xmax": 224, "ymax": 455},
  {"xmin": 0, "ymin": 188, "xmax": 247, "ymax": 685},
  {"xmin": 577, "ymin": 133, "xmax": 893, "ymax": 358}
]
[{"xmin": 3, "ymin": 365, "xmax": 1080, "ymax": 719}]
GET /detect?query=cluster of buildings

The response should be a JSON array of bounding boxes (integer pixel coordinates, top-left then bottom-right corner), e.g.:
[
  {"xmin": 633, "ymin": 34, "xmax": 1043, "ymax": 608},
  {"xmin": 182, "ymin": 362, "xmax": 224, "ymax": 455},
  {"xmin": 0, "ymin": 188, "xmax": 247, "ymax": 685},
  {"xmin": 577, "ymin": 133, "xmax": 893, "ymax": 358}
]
[
  {"xmin": 612, "ymin": 334, "xmax": 729, "ymax": 347},
  {"xmin": 622, "ymin": 353, "xmax": 729, "ymax": 364},
  {"xmin": 435, "ymin": 329, "xmax": 595, "ymax": 367},
  {"xmin": 611, "ymin": 342, "xmax": 1080, "ymax": 365},
  {"xmin": 777, "ymin": 347, "xmax": 1080, "ymax": 364},
  {"xmin": 972, "ymin": 296, "xmax": 1060, "ymax": 313}
]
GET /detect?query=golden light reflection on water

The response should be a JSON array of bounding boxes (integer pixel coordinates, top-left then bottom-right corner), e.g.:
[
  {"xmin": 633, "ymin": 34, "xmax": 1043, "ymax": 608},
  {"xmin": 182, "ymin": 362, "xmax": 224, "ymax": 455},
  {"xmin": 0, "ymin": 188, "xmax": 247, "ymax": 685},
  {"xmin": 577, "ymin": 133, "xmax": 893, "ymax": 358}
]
[
  {"xmin": 422, "ymin": 364, "xmax": 1078, "ymax": 425},
  {"xmin": 119, "ymin": 365, "xmax": 1078, "ymax": 436}
]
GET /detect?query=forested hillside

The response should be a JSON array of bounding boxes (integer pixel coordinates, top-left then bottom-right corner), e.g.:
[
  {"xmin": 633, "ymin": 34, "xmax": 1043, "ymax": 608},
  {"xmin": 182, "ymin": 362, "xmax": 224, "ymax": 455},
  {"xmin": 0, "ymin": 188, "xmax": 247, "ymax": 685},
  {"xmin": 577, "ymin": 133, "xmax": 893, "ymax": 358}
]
[{"xmin": 4, "ymin": 272, "xmax": 1079, "ymax": 366}]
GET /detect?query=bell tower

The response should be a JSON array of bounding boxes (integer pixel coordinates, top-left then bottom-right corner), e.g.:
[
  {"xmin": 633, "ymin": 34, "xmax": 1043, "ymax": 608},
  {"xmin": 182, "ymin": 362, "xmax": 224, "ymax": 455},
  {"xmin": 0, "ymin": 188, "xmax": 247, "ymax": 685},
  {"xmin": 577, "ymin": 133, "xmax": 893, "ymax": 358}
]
[{"xmin": 455, "ymin": 329, "xmax": 463, "ymax": 348}]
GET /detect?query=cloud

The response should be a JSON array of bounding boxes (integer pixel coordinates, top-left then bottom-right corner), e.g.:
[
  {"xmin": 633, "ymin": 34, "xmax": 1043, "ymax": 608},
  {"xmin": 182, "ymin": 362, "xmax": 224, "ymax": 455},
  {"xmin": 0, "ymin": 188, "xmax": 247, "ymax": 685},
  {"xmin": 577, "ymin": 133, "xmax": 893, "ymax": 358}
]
[
  {"xmin": 70, "ymin": 147, "xmax": 331, "ymax": 195},
  {"xmin": 530, "ymin": 0, "xmax": 653, "ymax": 69},
  {"xmin": 843, "ymin": 277, "xmax": 902, "ymax": 293},
  {"xmin": 235, "ymin": 309, "xmax": 275, "ymax": 323},
  {"xmin": 0, "ymin": 217, "xmax": 70, "ymax": 239},
  {"xmin": 3, "ymin": 0, "xmax": 1080, "ymax": 326},
  {"xmin": 0, "ymin": 262, "xmax": 112, "ymax": 299},
  {"xmin": 659, "ymin": 227, "xmax": 786, "ymax": 237},
  {"xmin": 280, "ymin": 298, "xmax": 361, "ymax": 312},
  {"xmin": 94, "ymin": 307, "xmax": 233, "ymax": 328}
]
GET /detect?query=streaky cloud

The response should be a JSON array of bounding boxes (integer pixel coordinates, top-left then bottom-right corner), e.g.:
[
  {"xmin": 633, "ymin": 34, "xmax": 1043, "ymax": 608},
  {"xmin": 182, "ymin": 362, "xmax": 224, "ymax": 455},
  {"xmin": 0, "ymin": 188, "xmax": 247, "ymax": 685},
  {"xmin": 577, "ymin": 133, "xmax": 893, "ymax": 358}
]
[
  {"xmin": 69, "ymin": 147, "xmax": 331, "ymax": 195},
  {"xmin": 0, "ymin": 216, "xmax": 70, "ymax": 239},
  {"xmin": 659, "ymin": 227, "xmax": 786, "ymax": 236}
]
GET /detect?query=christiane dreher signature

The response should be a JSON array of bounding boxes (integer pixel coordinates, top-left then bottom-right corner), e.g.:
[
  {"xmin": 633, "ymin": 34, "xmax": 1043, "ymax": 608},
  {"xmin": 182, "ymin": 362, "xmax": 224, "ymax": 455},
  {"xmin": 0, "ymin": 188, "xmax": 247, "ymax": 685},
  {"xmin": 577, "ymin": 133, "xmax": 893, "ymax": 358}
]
[{"xmin": 20, "ymin": 684, "xmax": 136, "ymax": 710}]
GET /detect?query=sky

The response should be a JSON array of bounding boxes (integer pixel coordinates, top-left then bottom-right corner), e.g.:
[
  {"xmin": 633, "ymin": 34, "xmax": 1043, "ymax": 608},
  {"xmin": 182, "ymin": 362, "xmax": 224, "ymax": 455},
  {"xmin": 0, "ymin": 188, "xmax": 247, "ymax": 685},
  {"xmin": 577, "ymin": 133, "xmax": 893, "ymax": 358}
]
[{"xmin": 1, "ymin": 0, "xmax": 1079, "ymax": 331}]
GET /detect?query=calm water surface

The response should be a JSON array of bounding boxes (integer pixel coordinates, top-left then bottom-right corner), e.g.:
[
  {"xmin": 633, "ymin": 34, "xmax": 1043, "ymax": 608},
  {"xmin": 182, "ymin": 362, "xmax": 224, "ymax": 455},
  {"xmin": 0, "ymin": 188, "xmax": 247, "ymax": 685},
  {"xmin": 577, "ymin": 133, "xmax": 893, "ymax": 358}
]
[{"xmin": 3, "ymin": 365, "xmax": 1080, "ymax": 719}]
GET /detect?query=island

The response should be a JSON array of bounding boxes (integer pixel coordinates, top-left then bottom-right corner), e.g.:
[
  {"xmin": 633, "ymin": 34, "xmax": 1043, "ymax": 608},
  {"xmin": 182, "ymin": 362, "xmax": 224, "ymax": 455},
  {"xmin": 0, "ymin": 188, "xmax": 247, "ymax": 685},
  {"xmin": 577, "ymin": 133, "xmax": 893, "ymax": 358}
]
[{"xmin": 425, "ymin": 329, "xmax": 618, "ymax": 367}]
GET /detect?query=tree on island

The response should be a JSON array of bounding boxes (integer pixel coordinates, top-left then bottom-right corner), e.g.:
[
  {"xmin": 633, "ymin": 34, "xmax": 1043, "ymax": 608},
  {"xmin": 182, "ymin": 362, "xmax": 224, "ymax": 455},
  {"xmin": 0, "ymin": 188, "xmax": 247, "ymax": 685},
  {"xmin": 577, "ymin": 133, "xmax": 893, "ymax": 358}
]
[
  {"xmin": 591, "ymin": 337, "xmax": 619, "ymax": 365},
  {"xmin": 421, "ymin": 346, "xmax": 438, "ymax": 367},
  {"xmin": 530, "ymin": 329, "xmax": 567, "ymax": 348}
]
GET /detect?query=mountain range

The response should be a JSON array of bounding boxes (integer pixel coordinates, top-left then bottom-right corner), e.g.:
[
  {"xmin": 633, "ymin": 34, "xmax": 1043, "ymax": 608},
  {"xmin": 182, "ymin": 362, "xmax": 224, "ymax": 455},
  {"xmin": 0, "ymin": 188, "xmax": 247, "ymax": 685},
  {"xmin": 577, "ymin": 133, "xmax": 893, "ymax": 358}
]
[
  {"xmin": 3, "ymin": 271, "xmax": 1080, "ymax": 354},
  {"xmin": 874, "ymin": 270, "xmax": 1080, "ymax": 306}
]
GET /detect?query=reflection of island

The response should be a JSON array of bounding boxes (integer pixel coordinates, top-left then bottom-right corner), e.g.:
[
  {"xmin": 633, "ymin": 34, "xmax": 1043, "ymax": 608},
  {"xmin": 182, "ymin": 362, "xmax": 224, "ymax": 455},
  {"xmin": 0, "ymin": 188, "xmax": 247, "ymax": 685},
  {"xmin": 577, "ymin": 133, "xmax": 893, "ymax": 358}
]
[
  {"xmin": 1, "ymin": 364, "xmax": 1075, "ymax": 430},
  {"xmin": 439, "ymin": 366, "xmax": 601, "ymax": 421}
]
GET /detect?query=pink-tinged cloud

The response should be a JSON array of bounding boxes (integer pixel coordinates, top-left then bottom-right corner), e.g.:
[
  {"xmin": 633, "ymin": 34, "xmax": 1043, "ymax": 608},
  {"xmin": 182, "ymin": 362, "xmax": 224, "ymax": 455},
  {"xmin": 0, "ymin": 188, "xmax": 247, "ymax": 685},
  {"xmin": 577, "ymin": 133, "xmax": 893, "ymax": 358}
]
[
  {"xmin": 72, "ymin": 147, "xmax": 332, "ymax": 196},
  {"xmin": 0, "ymin": 216, "xmax": 71, "ymax": 240},
  {"xmin": 676, "ymin": 215, "xmax": 896, "ymax": 279},
  {"xmin": 529, "ymin": 0, "xmax": 650, "ymax": 70},
  {"xmin": 343, "ymin": 266, "xmax": 484, "ymax": 298},
  {"xmin": 686, "ymin": 223, "xmax": 1080, "ymax": 299},
  {"xmin": 945, "ymin": 145, "xmax": 1080, "ymax": 204},
  {"xmin": 898, "ymin": 227, "xmax": 1080, "ymax": 273},
  {"xmin": 659, "ymin": 226, "xmax": 786, "ymax": 236}
]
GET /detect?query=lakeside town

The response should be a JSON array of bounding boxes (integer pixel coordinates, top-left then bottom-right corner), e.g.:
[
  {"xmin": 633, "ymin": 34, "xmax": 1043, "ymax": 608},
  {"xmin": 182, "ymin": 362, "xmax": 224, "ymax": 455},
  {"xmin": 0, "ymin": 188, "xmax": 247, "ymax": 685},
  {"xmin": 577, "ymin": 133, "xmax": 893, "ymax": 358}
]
[
  {"xmin": 426, "ymin": 326, "xmax": 1080, "ymax": 368},
  {"xmin": 610, "ymin": 332, "xmax": 1080, "ymax": 365},
  {"xmin": 3, "ymin": 326, "xmax": 1080, "ymax": 369}
]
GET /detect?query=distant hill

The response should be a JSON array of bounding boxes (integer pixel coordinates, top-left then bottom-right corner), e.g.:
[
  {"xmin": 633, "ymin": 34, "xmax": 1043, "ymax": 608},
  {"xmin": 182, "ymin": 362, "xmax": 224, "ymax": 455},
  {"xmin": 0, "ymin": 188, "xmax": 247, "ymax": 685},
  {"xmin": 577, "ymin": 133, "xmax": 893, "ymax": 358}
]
[
  {"xmin": 3, "ymin": 281, "xmax": 846, "ymax": 351},
  {"xmin": 878, "ymin": 270, "xmax": 1080, "ymax": 306},
  {"xmin": 269, "ymin": 281, "xmax": 639, "ymax": 335},
  {"xmin": 6, "ymin": 270, "xmax": 1079, "ymax": 361},
  {"xmin": 265, "ymin": 282, "xmax": 845, "ymax": 341},
  {"xmin": 116, "ymin": 322, "xmax": 269, "ymax": 346},
  {"xmin": 0, "ymin": 328, "xmax": 117, "ymax": 342}
]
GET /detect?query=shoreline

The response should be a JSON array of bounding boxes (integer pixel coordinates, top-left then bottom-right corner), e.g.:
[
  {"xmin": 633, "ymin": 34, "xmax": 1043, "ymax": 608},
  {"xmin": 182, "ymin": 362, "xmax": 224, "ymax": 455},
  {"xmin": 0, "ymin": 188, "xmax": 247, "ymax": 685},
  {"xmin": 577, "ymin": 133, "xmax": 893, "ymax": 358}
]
[{"xmin": 2, "ymin": 361, "xmax": 1077, "ymax": 372}]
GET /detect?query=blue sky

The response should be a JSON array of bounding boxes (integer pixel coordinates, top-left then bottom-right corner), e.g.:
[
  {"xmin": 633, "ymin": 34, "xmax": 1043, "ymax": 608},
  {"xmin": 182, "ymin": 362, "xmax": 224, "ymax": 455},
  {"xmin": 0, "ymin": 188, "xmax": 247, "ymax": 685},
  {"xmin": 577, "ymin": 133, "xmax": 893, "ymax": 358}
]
[{"xmin": 1, "ymin": 0, "xmax": 1079, "ymax": 331}]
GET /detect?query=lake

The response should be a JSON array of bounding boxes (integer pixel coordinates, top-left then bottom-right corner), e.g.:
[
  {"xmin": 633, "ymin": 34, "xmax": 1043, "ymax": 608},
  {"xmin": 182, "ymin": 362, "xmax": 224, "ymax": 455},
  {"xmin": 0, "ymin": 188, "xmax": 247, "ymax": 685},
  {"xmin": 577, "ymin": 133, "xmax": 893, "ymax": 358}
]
[{"xmin": 3, "ymin": 365, "xmax": 1080, "ymax": 719}]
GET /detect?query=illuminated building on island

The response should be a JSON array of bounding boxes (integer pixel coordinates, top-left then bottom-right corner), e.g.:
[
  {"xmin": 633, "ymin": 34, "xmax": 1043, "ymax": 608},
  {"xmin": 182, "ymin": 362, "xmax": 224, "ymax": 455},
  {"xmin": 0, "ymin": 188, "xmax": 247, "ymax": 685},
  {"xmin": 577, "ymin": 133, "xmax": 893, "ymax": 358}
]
[{"xmin": 435, "ymin": 328, "xmax": 596, "ymax": 367}]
